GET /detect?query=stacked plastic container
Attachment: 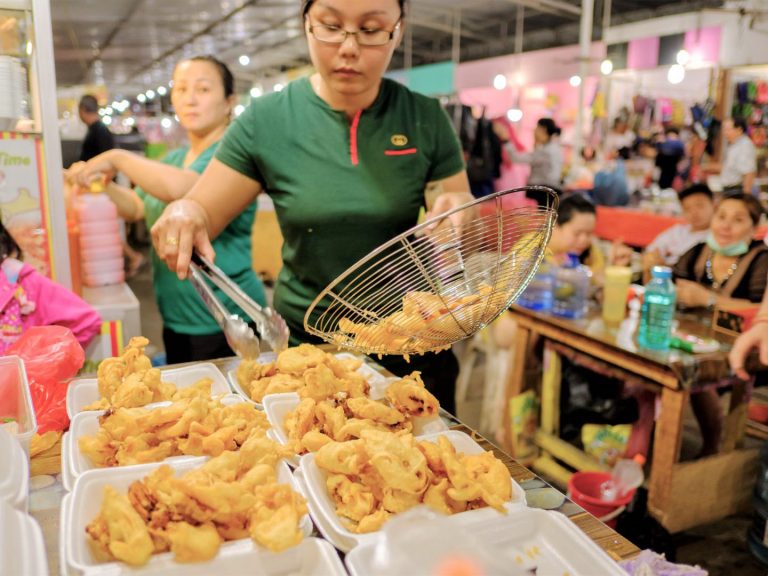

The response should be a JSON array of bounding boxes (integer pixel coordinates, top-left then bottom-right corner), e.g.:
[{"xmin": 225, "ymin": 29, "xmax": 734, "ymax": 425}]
[
  {"xmin": 76, "ymin": 192, "xmax": 125, "ymax": 287},
  {"xmin": 0, "ymin": 358, "xmax": 48, "ymax": 576}
]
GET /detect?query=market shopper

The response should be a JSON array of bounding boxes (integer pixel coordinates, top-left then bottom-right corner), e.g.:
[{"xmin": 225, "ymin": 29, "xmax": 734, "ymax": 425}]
[
  {"xmin": 150, "ymin": 0, "xmax": 473, "ymax": 413},
  {"xmin": 0, "ymin": 218, "xmax": 101, "ymax": 353},
  {"xmin": 506, "ymin": 117, "xmax": 563, "ymax": 205},
  {"xmin": 78, "ymin": 94, "xmax": 114, "ymax": 162},
  {"xmin": 68, "ymin": 56, "xmax": 267, "ymax": 364},
  {"xmin": 703, "ymin": 117, "xmax": 757, "ymax": 193}
]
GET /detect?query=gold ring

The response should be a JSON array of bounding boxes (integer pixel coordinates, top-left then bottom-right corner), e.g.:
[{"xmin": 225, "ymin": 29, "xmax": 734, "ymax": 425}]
[{"xmin": 165, "ymin": 236, "xmax": 179, "ymax": 246}]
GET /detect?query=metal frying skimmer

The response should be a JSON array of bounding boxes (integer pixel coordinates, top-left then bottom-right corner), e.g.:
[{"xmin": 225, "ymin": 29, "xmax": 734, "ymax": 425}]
[{"xmin": 188, "ymin": 252, "xmax": 290, "ymax": 357}]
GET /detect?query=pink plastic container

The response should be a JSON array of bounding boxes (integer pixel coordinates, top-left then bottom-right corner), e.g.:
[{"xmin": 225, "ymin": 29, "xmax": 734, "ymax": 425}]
[
  {"xmin": 80, "ymin": 244, "xmax": 123, "ymax": 261},
  {"xmin": 79, "ymin": 232, "xmax": 122, "ymax": 251},
  {"xmin": 82, "ymin": 257, "xmax": 123, "ymax": 275},
  {"xmin": 83, "ymin": 269, "xmax": 125, "ymax": 287},
  {"xmin": 75, "ymin": 195, "xmax": 118, "ymax": 222},
  {"xmin": 79, "ymin": 220, "xmax": 119, "ymax": 236}
]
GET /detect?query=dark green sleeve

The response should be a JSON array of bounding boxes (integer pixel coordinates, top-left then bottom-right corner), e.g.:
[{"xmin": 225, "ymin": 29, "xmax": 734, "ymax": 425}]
[
  {"xmin": 214, "ymin": 106, "xmax": 265, "ymax": 186},
  {"xmin": 427, "ymin": 100, "xmax": 466, "ymax": 183}
]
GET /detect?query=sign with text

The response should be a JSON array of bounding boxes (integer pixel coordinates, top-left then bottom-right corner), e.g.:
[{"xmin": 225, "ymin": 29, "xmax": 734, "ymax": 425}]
[{"xmin": 0, "ymin": 132, "xmax": 51, "ymax": 277}]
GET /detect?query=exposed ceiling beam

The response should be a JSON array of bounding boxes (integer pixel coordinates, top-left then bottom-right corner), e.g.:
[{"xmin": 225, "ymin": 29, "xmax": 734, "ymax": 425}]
[{"xmin": 501, "ymin": 0, "xmax": 581, "ymax": 18}]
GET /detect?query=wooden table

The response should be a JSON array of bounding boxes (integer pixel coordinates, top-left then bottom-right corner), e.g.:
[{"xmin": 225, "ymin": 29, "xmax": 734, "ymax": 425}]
[
  {"xmin": 31, "ymin": 355, "xmax": 639, "ymax": 575},
  {"xmin": 502, "ymin": 305, "xmax": 759, "ymax": 533}
]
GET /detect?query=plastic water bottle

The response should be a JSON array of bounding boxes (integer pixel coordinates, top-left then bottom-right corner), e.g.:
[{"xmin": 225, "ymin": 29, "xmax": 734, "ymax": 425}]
[
  {"xmin": 517, "ymin": 262, "xmax": 554, "ymax": 313},
  {"xmin": 637, "ymin": 266, "xmax": 676, "ymax": 350},
  {"xmin": 552, "ymin": 253, "xmax": 590, "ymax": 319}
]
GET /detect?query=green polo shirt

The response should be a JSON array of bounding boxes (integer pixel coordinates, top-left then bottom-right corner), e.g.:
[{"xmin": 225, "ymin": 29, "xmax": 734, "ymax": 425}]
[
  {"xmin": 137, "ymin": 143, "xmax": 266, "ymax": 335},
  {"xmin": 216, "ymin": 77, "xmax": 465, "ymax": 342}
]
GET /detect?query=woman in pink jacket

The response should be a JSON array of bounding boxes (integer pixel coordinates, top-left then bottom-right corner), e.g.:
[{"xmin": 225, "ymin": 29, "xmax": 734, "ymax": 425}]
[{"xmin": 0, "ymin": 220, "xmax": 101, "ymax": 354}]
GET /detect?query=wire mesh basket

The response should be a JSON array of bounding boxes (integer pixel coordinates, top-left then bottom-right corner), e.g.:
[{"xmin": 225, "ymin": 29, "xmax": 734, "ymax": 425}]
[{"xmin": 304, "ymin": 186, "xmax": 558, "ymax": 356}]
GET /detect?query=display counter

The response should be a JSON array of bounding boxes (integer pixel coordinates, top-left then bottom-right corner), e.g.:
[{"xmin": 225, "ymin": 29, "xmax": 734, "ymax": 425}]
[
  {"xmin": 30, "ymin": 355, "xmax": 639, "ymax": 575},
  {"xmin": 81, "ymin": 283, "xmax": 141, "ymax": 370}
]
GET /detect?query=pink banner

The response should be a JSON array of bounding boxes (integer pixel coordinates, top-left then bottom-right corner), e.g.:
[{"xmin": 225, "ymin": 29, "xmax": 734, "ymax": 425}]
[{"xmin": 627, "ymin": 37, "xmax": 660, "ymax": 70}]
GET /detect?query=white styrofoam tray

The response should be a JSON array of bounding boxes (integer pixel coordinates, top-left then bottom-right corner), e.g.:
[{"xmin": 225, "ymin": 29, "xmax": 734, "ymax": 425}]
[
  {"xmin": 0, "ymin": 355, "xmax": 38, "ymax": 457},
  {"xmin": 296, "ymin": 429, "xmax": 527, "ymax": 553},
  {"xmin": 66, "ymin": 362, "xmax": 232, "ymax": 419},
  {"xmin": 346, "ymin": 507, "xmax": 625, "ymax": 576},
  {"xmin": 228, "ymin": 352, "xmax": 390, "ymax": 407},
  {"xmin": 0, "ymin": 501, "xmax": 48, "ymax": 576},
  {"xmin": 0, "ymin": 426, "xmax": 28, "ymax": 511},
  {"xmin": 61, "ymin": 394, "xmax": 248, "ymax": 491},
  {"xmin": 264, "ymin": 392, "xmax": 447, "ymax": 467},
  {"xmin": 63, "ymin": 458, "xmax": 314, "ymax": 574}
]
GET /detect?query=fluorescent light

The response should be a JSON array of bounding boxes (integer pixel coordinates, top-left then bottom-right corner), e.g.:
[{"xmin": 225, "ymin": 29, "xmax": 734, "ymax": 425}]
[
  {"xmin": 102, "ymin": 115, "xmax": 112, "ymax": 125},
  {"xmin": 145, "ymin": 89, "xmax": 155, "ymax": 99},
  {"xmin": 234, "ymin": 104, "xmax": 245, "ymax": 116},
  {"xmin": 137, "ymin": 93, "xmax": 147, "ymax": 103},
  {"xmin": 239, "ymin": 54, "xmax": 250, "ymax": 66},
  {"xmin": 676, "ymin": 49, "xmax": 690, "ymax": 66},
  {"xmin": 273, "ymin": 83, "xmax": 284, "ymax": 92},
  {"xmin": 250, "ymin": 86, "xmax": 263, "ymax": 98},
  {"xmin": 569, "ymin": 75, "xmax": 582, "ymax": 87},
  {"xmin": 600, "ymin": 59, "xmax": 613, "ymax": 75},
  {"xmin": 493, "ymin": 74, "xmax": 507, "ymax": 90},
  {"xmin": 507, "ymin": 108, "xmax": 523, "ymax": 122},
  {"xmin": 161, "ymin": 117, "xmax": 172, "ymax": 129},
  {"xmin": 157, "ymin": 86, "xmax": 167, "ymax": 96}
]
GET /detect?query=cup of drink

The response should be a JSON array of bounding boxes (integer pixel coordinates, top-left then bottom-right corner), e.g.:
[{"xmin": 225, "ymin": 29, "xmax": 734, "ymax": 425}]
[{"xmin": 602, "ymin": 266, "xmax": 633, "ymax": 325}]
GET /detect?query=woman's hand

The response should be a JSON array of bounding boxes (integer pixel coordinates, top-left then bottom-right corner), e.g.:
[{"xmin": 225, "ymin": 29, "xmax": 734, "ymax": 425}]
[
  {"xmin": 70, "ymin": 150, "xmax": 121, "ymax": 188},
  {"xmin": 675, "ymin": 279, "xmax": 712, "ymax": 308},
  {"xmin": 425, "ymin": 190, "xmax": 476, "ymax": 235},
  {"xmin": 151, "ymin": 198, "xmax": 216, "ymax": 279},
  {"xmin": 730, "ymin": 321, "xmax": 768, "ymax": 380}
]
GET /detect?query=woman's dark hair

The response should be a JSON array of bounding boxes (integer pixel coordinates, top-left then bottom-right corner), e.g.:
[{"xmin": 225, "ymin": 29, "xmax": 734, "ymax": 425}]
[
  {"xmin": 301, "ymin": 0, "xmax": 406, "ymax": 18},
  {"xmin": 0, "ymin": 220, "xmax": 21, "ymax": 261},
  {"xmin": 718, "ymin": 192, "xmax": 764, "ymax": 226},
  {"xmin": 557, "ymin": 194, "xmax": 596, "ymax": 225},
  {"xmin": 537, "ymin": 117, "xmax": 560, "ymax": 138},
  {"xmin": 176, "ymin": 55, "xmax": 235, "ymax": 98}
]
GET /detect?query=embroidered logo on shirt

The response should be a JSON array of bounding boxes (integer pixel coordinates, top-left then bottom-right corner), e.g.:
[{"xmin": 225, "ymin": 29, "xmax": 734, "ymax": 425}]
[{"xmin": 391, "ymin": 134, "xmax": 408, "ymax": 146}]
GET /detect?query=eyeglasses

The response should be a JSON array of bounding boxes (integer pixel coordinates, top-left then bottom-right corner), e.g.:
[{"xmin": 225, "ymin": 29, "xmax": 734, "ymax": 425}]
[{"xmin": 307, "ymin": 20, "xmax": 401, "ymax": 46}]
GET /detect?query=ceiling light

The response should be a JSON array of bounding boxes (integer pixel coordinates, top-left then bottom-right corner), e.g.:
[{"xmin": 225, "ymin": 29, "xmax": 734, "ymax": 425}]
[
  {"xmin": 667, "ymin": 64, "xmax": 685, "ymax": 84},
  {"xmin": 102, "ymin": 115, "xmax": 112, "ymax": 125},
  {"xmin": 676, "ymin": 49, "xmax": 690, "ymax": 66},
  {"xmin": 507, "ymin": 108, "xmax": 523, "ymax": 122},
  {"xmin": 234, "ymin": 104, "xmax": 245, "ymax": 116},
  {"xmin": 250, "ymin": 86, "xmax": 263, "ymax": 98},
  {"xmin": 121, "ymin": 99, "xmax": 129, "ymax": 108},
  {"xmin": 161, "ymin": 117, "xmax": 172, "ymax": 129},
  {"xmin": 569, "ymin": 75, "xmax": 582, "ymax": 87},
  {"xmin": 493, "ymin": 74, "xmax": 507, "ymax": 91},
  {"xmin": 137, "ymin": 93, "xmax": 146, "ymax": 103},
  {"xmin": 273, "ymin": 83, "xmax": 284, "ymax": 92},
  {"xmin": 124, "ymin": 117, "xmax": 135, "ymax": 127},
  {"xmin": 600, "ymin": 59, "xmax": 613, "ymax": 75},
  {"xmin": 157, "ymin": 86, "xmax": 167, "ymax": 96},
  {"xmin": 239, "ymin": 54, "xmax": 250, "ymax": 66},
  {"xmin": 104, "ymin": 107, "xmax": 113, "ymax": 115},
  {"xmin": 145, "ymin": 89, "xmax": 155, "ymax": 99}
]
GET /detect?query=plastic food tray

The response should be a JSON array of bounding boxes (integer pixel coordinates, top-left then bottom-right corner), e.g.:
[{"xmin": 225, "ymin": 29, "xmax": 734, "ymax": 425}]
[
  {"xmin": 61, "ymin": 394, "xmax": 248, "ymax": 491},
  {"xmin": 264, "ymin": 392, "xmax": 448, "ymax": 468},
  {"xmin": 228, "ymin": 352, "xmax": 390, "ymax": 407},
  {"xmin": 0, "ymin": 426, "xmax": 28, "ymax": 511},
  {"xmin": 0, "ymin": 501, "xmax": 47, "ymax": 576},
  {"xmin": 66, "ymin": 362, "xmax": 232, "ymax": 419},
  {"xmin": 295, "ymin": 429, "xmax": 527, "ymax": 553},
  {"xmin": 62, "ymin": 458, "xmax": 314, "ymax": 574},
  {"xmin": 0, "ymin": 355, "xmax": 38, "ymax": 457},
  {"xmin": 345, "ymin": 507, "xmax": 625, "ymax": 576}
]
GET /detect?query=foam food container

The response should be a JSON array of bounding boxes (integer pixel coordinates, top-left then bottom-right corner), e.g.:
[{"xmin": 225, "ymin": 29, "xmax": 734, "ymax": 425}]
[
  {"xmin": 297, "ymin": 429, "xmax": 526, "ymax": 552},
  {"xmin": 64, "ymin": 458, "xmax": 312, "ymax": 574},
  {"xmin": 67, "ymin": 362, "xmax": 232, "ymax": 419}
]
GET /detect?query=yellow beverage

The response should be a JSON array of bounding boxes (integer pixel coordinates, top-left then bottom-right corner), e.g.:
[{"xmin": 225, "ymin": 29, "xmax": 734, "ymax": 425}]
[{"xmin": 602, "ymin": 266, "xmax": 632, "ymax": 325}]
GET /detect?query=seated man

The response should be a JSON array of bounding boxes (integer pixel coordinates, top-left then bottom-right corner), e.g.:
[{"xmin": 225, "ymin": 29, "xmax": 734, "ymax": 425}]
[{"xmin": 642, "ymin": 184, "xmax": 714, "ymax": 280}]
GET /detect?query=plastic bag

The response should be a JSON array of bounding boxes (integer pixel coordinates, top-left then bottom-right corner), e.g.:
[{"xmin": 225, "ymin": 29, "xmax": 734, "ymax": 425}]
[{"xmin": 8, "ymin": 326, "xmax": 85, "ymax": 433}]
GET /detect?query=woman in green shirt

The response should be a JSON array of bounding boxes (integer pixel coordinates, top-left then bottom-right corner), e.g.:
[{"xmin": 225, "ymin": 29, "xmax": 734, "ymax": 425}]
[
  {"xmin": 68, "ymin": 56, "xmax": 266, "ymax": 363},
  {"xmin": 149, "ymin": 0, "xmax": 473, "ymax": 413}
]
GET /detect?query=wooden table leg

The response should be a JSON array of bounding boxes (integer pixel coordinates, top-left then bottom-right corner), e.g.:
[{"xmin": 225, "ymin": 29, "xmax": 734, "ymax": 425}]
[
  {"xmin": 503, "ymin": 324, "xmax": 531, "ymax": 454},
  {"xmin": 540, "ymin": 342, "xmax": 562, "ymax": 436},
  {"xmin": 722, "ymin": 380, "xmax": 748, "ymax": 453},
  {"xmin": 648, "ymin": 387, "xmax": 687, "ymax": 517}
]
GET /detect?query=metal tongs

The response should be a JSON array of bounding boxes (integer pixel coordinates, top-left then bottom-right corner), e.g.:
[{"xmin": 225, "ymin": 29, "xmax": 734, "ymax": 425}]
[{"xmin": 188, "ymin": 251, "xmax": 289, "ymax": 358}]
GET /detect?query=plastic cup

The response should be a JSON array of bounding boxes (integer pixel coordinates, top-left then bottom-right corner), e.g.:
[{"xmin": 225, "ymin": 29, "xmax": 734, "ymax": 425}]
[{"xmin": 602, "ymin": 266, "xmax": 633, "ymax": 325}]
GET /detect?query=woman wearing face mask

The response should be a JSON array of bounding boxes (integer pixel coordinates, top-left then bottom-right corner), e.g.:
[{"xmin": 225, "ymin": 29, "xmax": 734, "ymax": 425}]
[
  {"xmin": 149, "ymin": 0, "xmax": 473, "ymax": 412},
  {"xmin": 67, "ymin": 56, "xmax": 267, "ymax": 363},
  {"xmin": 673, "ymin": 193, "xmax": 767, "ymax": 309},
  {"xmin": 673, "ymin": 192, "xmax": 767, "ymax": 456}
]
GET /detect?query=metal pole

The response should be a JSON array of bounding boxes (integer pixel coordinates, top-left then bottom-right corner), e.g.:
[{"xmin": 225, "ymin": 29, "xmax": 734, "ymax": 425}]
[
  {"xmin": 452, "ymin": 9, "xmax": 461, "ymax": 64},
  {"xmin": 574, "ymin": 0, "xmax": 594, "ymax": 167}
]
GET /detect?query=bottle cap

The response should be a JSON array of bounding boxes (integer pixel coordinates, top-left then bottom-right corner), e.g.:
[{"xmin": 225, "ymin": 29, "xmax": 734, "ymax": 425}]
[
  {"xmin": 632, "ymin": 453, "xmax": 646, "ymax": 466},
  {"xmin": 651, "ymin": 265, "xmax": 672, "ymax": 279}
]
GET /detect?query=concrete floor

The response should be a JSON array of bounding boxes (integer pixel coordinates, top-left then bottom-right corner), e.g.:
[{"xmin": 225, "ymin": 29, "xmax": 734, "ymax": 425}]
[{"xmin": 127, "ymin": 248, "xmax": 767, "ymax": 576}]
